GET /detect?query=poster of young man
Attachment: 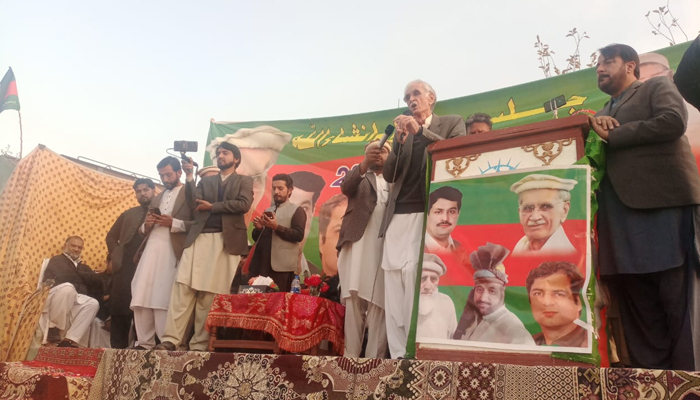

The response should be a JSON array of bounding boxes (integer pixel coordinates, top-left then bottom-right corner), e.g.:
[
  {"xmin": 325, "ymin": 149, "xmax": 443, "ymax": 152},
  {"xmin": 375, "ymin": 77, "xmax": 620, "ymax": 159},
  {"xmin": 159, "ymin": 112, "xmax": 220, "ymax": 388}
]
[{"xmin": 417, "ymin": 165, "xmax": 592, "ymax": 354}]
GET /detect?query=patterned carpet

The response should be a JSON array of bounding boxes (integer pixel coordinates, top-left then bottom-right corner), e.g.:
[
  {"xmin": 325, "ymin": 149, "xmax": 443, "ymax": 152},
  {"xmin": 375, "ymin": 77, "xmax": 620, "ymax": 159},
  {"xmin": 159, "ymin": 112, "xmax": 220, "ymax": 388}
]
[{"xmin": 2, "ymin": 347, "xmax": 700, "ymax": 400}]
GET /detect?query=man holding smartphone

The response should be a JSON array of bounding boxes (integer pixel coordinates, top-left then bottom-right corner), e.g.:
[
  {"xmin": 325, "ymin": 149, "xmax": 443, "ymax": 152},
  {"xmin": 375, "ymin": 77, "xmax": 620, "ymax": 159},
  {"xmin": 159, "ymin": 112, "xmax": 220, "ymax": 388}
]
[
  {"xmin": 130, "ymin": 157, "xmax": 194, "ymax": 349},
  {"xmin": 156, "ymin": 141, "xmax": 253, "ymax": 351},
  {"xmin": 105, "ymin": 178, "xmax": 155, "ymax": 348},
  {"xmin": 249, "ymin": 173, "xmax": 306, "ymax": 292}
]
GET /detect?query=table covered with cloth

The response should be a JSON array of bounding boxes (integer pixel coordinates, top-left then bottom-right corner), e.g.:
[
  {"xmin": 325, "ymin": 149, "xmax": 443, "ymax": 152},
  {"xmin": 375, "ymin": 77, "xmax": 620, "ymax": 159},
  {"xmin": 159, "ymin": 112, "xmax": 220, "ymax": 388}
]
[{"xmin": 205, "ymin": 292, "xmax": 345, "ymax": 354}]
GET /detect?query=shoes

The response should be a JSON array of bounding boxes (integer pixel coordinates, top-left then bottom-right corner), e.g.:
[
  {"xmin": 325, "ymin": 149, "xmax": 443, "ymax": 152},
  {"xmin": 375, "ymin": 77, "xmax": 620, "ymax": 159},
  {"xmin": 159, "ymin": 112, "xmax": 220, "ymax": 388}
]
[
  {"xmin": 47, "ymin": 327, "xmax": 62, "ymax": 344},
  {"xmin": 57, "ymin": 339, "xmax": 79, "ymax": 348},
  {"xmin": 130, "ymin": 345, "xmax": 148, "ymax": 350},
  {"xmin": 154, "ymin": 341, "xmax": 176, "ymax": 351}
]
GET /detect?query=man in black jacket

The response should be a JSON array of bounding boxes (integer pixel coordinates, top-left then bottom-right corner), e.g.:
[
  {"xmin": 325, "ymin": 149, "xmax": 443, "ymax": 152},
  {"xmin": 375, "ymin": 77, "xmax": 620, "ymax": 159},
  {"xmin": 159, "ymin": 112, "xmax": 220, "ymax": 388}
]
[
  {"xmin": 43, "ymin": 236, "xmax": 102, "ymax": 348},
  {"xmin": 105, "ymin": 178, "xmax": 155, "ymax": 348},
  {"xmin": 675, "ymin": 35, "xmax": 700, "ymax": 112}
]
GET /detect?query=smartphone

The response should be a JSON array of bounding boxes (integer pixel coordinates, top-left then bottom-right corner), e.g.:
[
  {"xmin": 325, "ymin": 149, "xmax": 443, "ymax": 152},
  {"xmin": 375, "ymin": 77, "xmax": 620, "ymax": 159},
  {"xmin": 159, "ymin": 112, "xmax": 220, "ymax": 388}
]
[
  {"xmin": 263, "ymin": 211, "xmax": 274, "ymax": 218},
  {"xmin": 149, "ymin": 207, "xmax": 162, "ymax": 215}
]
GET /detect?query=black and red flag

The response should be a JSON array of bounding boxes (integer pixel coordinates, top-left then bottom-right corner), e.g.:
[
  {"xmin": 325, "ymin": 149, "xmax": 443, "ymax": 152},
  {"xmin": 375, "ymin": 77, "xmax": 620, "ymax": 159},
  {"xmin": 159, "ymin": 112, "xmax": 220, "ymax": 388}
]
[{"xmin": 0, "ymin": 67, "xmax": 20, "ymax": 114}]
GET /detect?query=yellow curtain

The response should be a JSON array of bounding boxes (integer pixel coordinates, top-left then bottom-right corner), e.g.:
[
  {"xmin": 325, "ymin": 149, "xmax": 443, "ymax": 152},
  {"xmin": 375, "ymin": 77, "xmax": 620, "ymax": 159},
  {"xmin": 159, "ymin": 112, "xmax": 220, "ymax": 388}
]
[{"xmin": 0, "ymin": 146, "xmax": 139, "ymax": 360}]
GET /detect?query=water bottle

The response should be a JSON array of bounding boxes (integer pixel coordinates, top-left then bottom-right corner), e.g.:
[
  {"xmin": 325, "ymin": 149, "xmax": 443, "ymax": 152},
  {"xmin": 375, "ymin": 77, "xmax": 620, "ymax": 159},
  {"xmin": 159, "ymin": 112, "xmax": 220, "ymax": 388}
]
[{"xmin": 291, "ymin": 275, "xmax": 301, "ymax": 294}]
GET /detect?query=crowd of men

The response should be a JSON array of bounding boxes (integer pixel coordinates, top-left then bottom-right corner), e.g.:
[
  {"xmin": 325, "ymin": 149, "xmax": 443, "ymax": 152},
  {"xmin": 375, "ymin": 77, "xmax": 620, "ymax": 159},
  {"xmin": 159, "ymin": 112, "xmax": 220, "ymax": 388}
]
[{"xmin": 38, "ymin": 38, "xmax": 700, "ymax": 370}]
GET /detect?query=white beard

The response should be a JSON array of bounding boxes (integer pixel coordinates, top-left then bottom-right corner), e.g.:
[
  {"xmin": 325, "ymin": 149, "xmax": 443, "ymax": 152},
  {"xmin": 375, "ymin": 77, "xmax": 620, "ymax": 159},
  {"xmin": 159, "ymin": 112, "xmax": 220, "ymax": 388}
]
[{"xmin": 419, "ymin": 293, "xmax": 437, "ymax": 316}]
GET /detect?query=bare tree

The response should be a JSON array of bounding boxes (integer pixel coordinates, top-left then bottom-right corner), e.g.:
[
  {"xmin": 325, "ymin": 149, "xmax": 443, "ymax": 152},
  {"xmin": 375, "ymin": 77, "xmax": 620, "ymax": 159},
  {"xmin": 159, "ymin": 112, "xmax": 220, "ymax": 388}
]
[
  {"xmin": 534, "ymin": 28, "xmax": 595, "ymax": 78},
  {"xmin": 645, "ymin": 0, "xmax": 689, "ymax": 46}
]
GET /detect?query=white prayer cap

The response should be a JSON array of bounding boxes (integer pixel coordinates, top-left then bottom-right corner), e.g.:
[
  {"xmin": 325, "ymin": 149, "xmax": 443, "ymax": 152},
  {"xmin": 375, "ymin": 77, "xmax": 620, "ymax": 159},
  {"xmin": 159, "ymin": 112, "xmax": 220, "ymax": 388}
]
[
  {"xmin": 639, "ymin": 52, "xmax": 670, "ymax": 69},
  {"xmin": 422, "ymin": 253, "xmax": 447, "ymax": 276},
  {"xmin": 365, "ymin": 139, "xmax": 392, "ymax": 153},
  {"xmin": 198, "ymin": 166, "xmax": 219, "ymax": 178},
  {"xmin": 510, "ymin": 174, "xmax": 578, "ymax": 195}
]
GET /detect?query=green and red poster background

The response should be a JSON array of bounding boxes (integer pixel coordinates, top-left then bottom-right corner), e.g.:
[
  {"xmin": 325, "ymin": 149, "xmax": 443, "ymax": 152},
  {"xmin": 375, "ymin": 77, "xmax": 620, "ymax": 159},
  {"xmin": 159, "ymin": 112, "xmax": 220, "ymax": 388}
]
[
  {"xmin": 203, "ymin": 42, "xmax": 696, "ymax": 274},
  {"xmin": 417, "ymin": 166, "xmax": 591, "ymax": 354},
  {"xmin": 202, "ymin": 42, "xmax": 696, "ymax": 363}
]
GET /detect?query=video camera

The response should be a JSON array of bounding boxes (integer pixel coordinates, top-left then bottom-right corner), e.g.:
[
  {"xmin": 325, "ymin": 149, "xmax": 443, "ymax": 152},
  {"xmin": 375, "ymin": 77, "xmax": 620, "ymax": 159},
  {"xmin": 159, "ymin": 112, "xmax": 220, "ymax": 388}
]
[{"xmin": 174, "ymin": 140, "xmax": 198, "ymax": 167}]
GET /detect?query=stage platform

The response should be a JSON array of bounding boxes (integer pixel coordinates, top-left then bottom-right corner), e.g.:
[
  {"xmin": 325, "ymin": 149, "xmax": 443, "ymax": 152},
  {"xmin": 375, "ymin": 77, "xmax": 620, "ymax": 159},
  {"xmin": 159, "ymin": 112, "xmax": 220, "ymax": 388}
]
[{"xmin": 1, "ymin": 347, "xmax": 699, "ymax": 400}]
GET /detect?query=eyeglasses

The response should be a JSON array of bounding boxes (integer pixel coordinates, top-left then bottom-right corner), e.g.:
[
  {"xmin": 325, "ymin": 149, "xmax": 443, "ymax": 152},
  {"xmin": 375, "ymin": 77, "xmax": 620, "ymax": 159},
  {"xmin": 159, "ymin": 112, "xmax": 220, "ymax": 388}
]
[{"xmin": 519, "ymin": 201, "xmax": 563, "ymax": 214}]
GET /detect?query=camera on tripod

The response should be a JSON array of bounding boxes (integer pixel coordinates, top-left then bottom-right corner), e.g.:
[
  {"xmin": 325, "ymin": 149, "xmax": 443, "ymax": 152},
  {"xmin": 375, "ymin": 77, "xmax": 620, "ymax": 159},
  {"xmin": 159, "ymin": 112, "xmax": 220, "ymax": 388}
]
[{"xmin": 174, "ymin": 140, "xmax": 198, "ymax": 167}]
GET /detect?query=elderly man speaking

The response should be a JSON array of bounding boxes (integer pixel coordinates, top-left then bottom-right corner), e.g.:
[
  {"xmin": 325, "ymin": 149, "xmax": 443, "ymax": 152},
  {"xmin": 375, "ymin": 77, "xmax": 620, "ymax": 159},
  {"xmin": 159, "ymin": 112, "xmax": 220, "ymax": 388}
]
[
  {"xmin": 380, "ymin": 79, "xmax": 466, "ymax": 358},
  {"xmin": 510, "ymin": 174, "xmax": 578, "ymax": 256}
]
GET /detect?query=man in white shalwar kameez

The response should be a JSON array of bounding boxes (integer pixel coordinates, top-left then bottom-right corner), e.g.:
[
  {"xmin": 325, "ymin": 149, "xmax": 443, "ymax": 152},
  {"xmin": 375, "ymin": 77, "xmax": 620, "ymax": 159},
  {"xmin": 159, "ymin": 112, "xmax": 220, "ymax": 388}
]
[
  {"xmin": 416, "ymin": 254, "xmax": 457, "ymax": 340},
  {"xmin": 337, "ymin": 140, "xmax": 391, "ymax": 358},
  {"xmin": 510, "ymin": 174, "xmax": 578, "ymax": 256},
  {"xmin": 157, "ymin": 142, "xmax": 253, "ymax": 351},
  {"xmin": 130, "ymin": 157, "xmax": 193, "ymax": 349}
]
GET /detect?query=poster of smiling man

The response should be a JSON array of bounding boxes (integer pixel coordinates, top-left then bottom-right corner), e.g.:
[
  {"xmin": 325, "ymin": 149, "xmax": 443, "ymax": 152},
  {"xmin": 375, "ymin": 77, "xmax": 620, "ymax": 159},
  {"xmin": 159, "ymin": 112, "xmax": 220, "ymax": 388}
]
[{"xmin": 417, "ymin": 165, "xmax": 592, "ymax": 354}]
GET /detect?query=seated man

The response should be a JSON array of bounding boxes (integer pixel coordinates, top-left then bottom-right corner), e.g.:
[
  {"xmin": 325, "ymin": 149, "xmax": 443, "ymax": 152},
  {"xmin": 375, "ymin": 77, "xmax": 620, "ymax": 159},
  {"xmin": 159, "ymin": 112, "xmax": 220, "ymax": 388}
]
[
  {"xmin": 42, "ymin": 236, "xmax": 102, "ymax": 348},
  {"xmin": 416, "ymin": 253, "xmax": 457, "ymax": 339}
]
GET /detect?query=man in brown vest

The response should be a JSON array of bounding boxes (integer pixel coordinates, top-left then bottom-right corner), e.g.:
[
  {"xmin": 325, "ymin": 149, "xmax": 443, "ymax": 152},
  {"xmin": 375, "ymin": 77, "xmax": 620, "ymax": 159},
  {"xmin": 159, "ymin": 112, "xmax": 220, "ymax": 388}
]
[{"xmin": 249, "ymin": 173, "xmax": 306, "ymax": 292}]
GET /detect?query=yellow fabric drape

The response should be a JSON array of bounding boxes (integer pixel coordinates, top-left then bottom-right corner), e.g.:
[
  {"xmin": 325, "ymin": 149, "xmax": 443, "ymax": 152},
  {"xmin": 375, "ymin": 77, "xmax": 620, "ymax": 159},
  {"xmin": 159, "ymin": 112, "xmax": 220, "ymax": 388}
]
[{"xmin": 0, "ymin": 146, "xmax": 139, "ymax": 361}]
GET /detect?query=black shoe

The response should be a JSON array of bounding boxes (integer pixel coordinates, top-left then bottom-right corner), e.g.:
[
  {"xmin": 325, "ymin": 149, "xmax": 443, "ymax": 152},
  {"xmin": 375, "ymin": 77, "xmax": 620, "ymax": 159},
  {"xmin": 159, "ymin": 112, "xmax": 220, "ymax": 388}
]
[
  {"xmin": 154, "ymin": 341, "xmax": 176, "ymax": 351},
  {"xmin": 47, "ymin": 327, "xmax": 62, "ymax": 344},
  {"xmin": 130, "ymin": 345, "xmax": 148, "ymax": 350},
  {"xmin": 57, "ymin": 339, "xmax": 79, "ymax": 348}
]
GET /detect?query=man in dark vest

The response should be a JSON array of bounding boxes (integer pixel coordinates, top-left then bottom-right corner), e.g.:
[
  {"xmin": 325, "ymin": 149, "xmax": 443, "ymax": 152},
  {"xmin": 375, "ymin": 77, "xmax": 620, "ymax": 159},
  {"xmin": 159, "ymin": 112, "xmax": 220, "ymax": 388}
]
[
  {"xmin": 43, "ymin": 236, "xmax": 102, "ymax": 348},
  {"xmin": 249, "ymin": 173, "xmax": 306, "ymax": 292},
  {"xmin": 105, "ymin": 178, "xmax": 155, "ymax": 348}
]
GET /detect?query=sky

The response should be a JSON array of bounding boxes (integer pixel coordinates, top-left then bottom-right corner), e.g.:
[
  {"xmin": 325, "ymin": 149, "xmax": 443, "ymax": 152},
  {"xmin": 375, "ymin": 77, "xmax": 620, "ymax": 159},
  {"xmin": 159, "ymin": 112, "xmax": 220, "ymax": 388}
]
[{"xmin": 1, "ymin": 0, "xmax": 698, "ymax": 179}]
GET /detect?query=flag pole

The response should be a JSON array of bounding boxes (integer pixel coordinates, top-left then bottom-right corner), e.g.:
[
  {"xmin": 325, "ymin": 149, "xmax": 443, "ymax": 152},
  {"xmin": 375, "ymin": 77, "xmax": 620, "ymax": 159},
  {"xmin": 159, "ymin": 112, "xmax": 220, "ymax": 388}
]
[{"xmin": 18, "ymin": 111, "xmax": 23, "ymax": 159}]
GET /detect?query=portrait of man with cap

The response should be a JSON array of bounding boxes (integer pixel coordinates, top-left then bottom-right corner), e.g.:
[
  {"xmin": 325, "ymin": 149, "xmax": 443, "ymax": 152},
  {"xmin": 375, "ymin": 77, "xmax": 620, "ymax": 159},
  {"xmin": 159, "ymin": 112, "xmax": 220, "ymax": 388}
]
[
  {"xmin": 416, "ymin": 253, "xmax": 457, "ymax": 340},
  {"xmin": 510, "ymin": 174, "xmax": 578, "ymax": 256},
  {"xmin": 453, "ymin": 243, "xmax": 535, "ymax": 345}
]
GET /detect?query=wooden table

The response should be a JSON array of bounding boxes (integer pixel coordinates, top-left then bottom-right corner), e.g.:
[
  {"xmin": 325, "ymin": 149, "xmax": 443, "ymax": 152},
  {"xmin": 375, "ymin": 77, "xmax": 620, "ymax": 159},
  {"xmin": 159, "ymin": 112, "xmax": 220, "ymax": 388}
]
[{"xmin": 205, "ymin": 292, "xmax": 345, "ymax": 355}]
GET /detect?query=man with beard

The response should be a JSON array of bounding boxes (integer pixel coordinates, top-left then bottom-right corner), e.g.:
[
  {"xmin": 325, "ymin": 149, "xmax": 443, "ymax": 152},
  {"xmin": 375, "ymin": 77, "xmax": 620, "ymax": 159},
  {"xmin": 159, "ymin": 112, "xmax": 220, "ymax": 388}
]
[
  {"xmin": 416, "ymin": 253, "xmax": 457, "ymax": 340},
  {"xmin": 336, "ymin": 140, "xmax": 391, "ymax": 358},
  {"xmin": 130, "ymin": 158, "xmax": 193, "ymax": 349},
  {"xmin": 453, "ymin": 243, "xmax": 534, "ymax": 345},
  {"xmin": 288, "ymin": 170, "xmax": 326, "ymax": 275},
  {"xmin": 42, "ymin": 236, "xmax": 102, "ymax": 348},
  {"xmin": 381, "ymin": 79, "xmax": 466, "ymax": 358},
  {"xmin": 156, "ymin": 142, "xmax": 253, "ymax": 351},
  {"xmin": 424, "ymin": 186, "xmax": 462, "ymax": 254},
  {"xmin": 105, "ymin": 178, "xmax": 155, "ymax": 348},
  {"xmin": 249, "ymin": 173, "xmax": 306, "ymax": 292},
  {"xmin": 590, "ymin": 44, "xmax": 700, "ymax": 369}
]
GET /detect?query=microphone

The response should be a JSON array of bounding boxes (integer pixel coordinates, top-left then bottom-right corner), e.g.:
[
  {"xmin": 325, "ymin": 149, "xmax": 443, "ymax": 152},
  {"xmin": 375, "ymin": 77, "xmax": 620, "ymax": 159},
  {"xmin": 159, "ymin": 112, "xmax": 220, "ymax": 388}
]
[
  {"xmin": 378, "ymin": 110, "xmax": 414, "ymax": 148},
  {"xmin": 378, "ymin": 125, "xmax": 395, "ymax": 148}
]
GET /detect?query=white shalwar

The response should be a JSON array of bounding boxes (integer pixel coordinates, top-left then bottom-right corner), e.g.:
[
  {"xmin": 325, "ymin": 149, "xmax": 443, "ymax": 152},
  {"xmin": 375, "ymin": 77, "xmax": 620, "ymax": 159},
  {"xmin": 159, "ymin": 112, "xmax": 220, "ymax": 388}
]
[
  {"xmin": 382, "ymin": 212, "xmax": 424, "ymax": 358},
  {"xmin": 130, "ymin": 185, "xmax": 185, "ymax": 348},
  {"xmin": 338, "ymin": 172, "xmax": 388, "ymax": 358}
]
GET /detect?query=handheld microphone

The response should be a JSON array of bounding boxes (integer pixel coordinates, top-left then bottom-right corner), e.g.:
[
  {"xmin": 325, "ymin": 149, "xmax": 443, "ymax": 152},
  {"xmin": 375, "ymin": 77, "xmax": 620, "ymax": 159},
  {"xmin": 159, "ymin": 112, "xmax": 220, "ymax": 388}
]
[
  {"xmin": 378, "ymin": 125, "xmax": 395, "ymax": 148},
  {"xmin": 378, "ymin": 110, "xmax": 414, "ymax": 148}
]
